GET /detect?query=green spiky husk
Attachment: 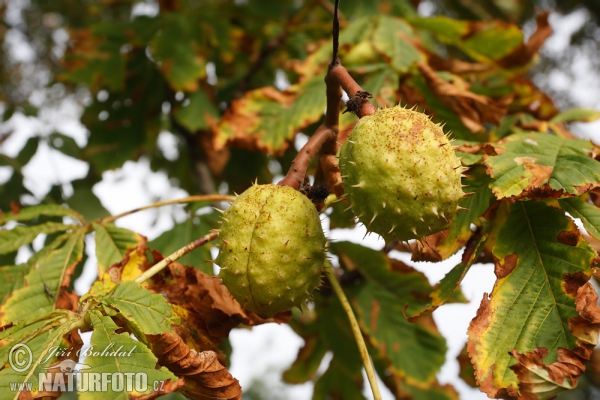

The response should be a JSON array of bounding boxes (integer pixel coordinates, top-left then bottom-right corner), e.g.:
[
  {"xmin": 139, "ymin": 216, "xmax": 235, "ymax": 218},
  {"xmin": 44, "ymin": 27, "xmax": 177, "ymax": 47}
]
[
  {"xmin": 216, "ymin": 184, "xmax": 326, "ymax": 318},
  {"xmin": 339, "ymin": 106, "xmax": 463, "ymax": 242}
]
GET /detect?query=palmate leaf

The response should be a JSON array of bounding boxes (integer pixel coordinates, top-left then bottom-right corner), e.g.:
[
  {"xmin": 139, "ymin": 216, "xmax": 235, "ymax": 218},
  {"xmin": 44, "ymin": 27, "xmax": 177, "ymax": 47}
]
[
  {"xmin": 92, "ymin": 222, "xmax": 145, "ymax": 275},
  {"xmin": 80, "ymin": 311, "xmax": 177, "ymax": 400},
  {"xmin": 99, "ymin": 281, "xmax": 176, "ymax": 336},
  {"xmin": 483, "ymin": 132, "xmax": 600, "ymax": 200},
  {"xmin": 467, "ymin": 200, "xmax": 598, "ymax": 398},
  {"xmin": 0, "ymin": 228, "xmax": 86, "ymax": 325},
  {"xmin": 330, "ymin": 242, "xmax": 447, "ymax": 387},
  {"xmin": 0, "ymin": 310, "xmax": 82, "ymax": 399}
]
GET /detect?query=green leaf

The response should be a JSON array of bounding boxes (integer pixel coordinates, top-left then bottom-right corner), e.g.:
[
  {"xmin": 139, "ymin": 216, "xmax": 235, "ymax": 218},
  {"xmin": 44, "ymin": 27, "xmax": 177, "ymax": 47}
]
[
  {"xmin": 174, "ymin": 90, "xmax": 219, "ymax": 131},
  {"xmin": 99, "ymin": 281, "xmax": 176, "ymax": 335},
  {"xmin": 93, "ymin": 223, "xmax": 144, "ymax": 275},
  {"xmin": 0, "ymin": 265, "xmax": 28, "ymax": 305},
  {"xmin": 416, "ymin": 230, "xmax": 488, "ymax": 318},
  {"xmin": 353, "ymin": 283, "xmax": 447, "ymax": 386},
  {"xmin": 559, "ymin": 196, "xmax": 600, "ymax": 240},
  {"xmin": 330, "ymin": 242, "xmax": 446, "ymax": 386},
  {"xmin": 313, "ymin": 358, "xmax": 367, "ymax": 400},
  {"xmin": 80, "ymin": 310, "xmax": 177, "ymax": 400},
  {"xmin": 373, "ymin": 16, "xmax": 423, "ymax": 73},
  {"xmin": 0, "ymin": 222, "xmax": 74, "ymax": 255},
  {"xmin": 484, "ymin": 132, "xmax": 600, "ymax": 199},
  {"xmin": 437, "ymin": 164, "xmax": 494, "ymax": 258},
  {"xmin": 0, "ymin": 228, "xmax": 86, "ymax": 325},
  {"xmin": 151, "ymin": 14, "xmax": 205, "ymax": 92},
  {"xmin": 550, "ymin": 108, "xmax": 600, "ymax": 124},
  {"xmin": 48, "ymin": 132, "xmax": 81, "ymax": 158},
  {"xmin": 15, "ymin": 137, "xmax": 39, "ymax": 167},
  {"xmin": 410, "ymin": 16, "xmax": 523, "ymax": 63},
  {"xmin": 0, "ymin": 204, "xmax": 84, "ymax": 225},
  {"xmin": 60, "ymin": 23, "xmax": 128, "ymax": 91},
  {"xmin": 467, "ymin": 201, "xmax": 598, "ymax": 397},
  {"xmin": 330, "ymin": 241, "xmax": 433, "ymax": 316},
  {"xmin": 282, "ymin": 333, "xmax": 328, "ymax": 384},
  {"xmin": 148, "ymin": 212, "xmax": 220, "ymax": 272}
]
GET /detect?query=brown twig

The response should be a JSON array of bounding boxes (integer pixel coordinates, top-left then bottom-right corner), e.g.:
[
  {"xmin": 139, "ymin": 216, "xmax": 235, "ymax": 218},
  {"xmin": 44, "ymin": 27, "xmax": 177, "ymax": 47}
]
[
  {"xmin": 279, "ymin": 0, "xmax": 374, "ymax": 194},
  {"xmin": 329, "ymin": 64, "xmax": 376, "ymax": 118},
  {"xmin": 278, "ymin": 124, "xmax": 336, "ymax": 189},
  {"xmin": 331, "ymin": 0, "xmax": 340, "ymax": 66}
]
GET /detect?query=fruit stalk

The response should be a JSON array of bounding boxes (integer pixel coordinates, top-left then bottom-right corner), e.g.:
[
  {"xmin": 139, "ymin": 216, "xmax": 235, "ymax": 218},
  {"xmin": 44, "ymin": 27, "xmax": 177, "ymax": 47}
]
[
  {"xmin": 135, "ymin": 230, "xmax": 219, "ymax": 283},
  {"xmin": 325, "ymin": 263, "xmax": 382, "ymax": 400}
]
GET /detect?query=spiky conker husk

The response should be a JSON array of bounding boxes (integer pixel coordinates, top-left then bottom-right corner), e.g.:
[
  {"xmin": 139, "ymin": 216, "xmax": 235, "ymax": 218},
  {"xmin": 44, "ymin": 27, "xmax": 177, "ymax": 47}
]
[
  {"xmin": 216, "ymin": 184, "xmax": 326, "ymax": 318},
  {"xmin": 339, "ymin": 106, "xmax": 464, "ymax": 242}
]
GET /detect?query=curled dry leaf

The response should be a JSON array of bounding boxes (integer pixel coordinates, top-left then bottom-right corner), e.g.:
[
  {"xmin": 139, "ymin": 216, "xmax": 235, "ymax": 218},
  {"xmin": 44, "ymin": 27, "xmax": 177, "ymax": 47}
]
[
  {"xmin": 416, "ymin": 62, "xmax": 512, "ymax": 133},
  {"xmin": 497, "ymin": 12, "xmax": 552, "ymax": 70},
  {"xmin": 147, "ymin": 251, "xmax": 289, "ymax": 346},
  {"xmin": 148, "ymin": 331, "xmax": 242, "ymax": 400}
]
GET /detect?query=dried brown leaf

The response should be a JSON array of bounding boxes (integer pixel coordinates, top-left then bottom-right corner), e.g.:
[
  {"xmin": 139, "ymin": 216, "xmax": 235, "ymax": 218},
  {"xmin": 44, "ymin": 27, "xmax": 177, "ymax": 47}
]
[
  {"xmin": 416, "ymin": 62, "xmax": 511, "ymax": 133},
  {"xmin": 147, "ymin": 253, "xmax": 289, "ymax": 346},
  {"xmin": 497, "ymin": 12, "xmax": 552, "ymax": 69},
  {"xmin": 148, "ymin": 332, "xmax": 242, "ymax": 400}
]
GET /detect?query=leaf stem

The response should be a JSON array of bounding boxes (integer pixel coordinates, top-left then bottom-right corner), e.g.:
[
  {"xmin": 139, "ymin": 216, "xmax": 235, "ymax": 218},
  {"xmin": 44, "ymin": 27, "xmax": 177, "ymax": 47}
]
[
  {"xmin": 134, "ymin": 230, "xmax": 220, "ymax": 283},
  {"xmin": 98, "ymin": 195, "xmax": 236, "ymax": 224},
  {"xmin": 324, "ymin": 263, "xmax": 382, "ymax": 400}
]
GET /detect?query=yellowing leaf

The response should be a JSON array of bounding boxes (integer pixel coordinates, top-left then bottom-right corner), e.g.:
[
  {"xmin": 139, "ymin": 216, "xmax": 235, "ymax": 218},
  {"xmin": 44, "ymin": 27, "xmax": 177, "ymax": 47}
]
[{"xmin": 93, "ymin": 222, "xmax": 145, "ymax": 275}]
